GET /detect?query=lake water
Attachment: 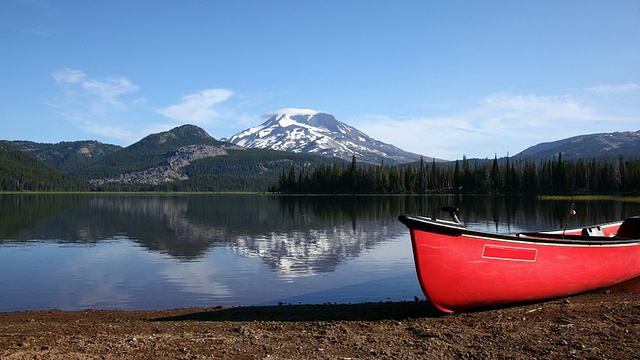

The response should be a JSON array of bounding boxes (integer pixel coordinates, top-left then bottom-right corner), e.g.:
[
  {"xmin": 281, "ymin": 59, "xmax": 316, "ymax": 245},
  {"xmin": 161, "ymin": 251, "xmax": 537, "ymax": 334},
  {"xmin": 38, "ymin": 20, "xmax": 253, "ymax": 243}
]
[{"xmin": 1, "ymin": 194, "xmax": 639, "ymax": 312}]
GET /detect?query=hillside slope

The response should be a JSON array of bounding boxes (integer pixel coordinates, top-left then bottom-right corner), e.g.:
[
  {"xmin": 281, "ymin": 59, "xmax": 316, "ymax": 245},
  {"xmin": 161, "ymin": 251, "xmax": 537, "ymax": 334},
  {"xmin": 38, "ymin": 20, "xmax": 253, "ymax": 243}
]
[
  {"xmin": 0, "ymin": 142, "xmax": 88, "ymax": 191},
  {"xmin": 68, "ymin": 125, "xmax": 343, "ymax": 191},
  {"xmin": 7, "ymin": 140, "xmax": 122, "ymax": 173},
  {"xmin": 515, "ymin": 130, "xmax": 640, "ymax": 161},
  {"xmin": 74, "ymin": 125, "xmax": 229, "ymax": 181}
]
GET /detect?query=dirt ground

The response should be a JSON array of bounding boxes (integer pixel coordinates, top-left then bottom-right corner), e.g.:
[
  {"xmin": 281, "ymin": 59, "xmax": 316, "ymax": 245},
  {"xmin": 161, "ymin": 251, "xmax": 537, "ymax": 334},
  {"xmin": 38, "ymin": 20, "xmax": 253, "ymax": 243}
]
[{"xmin": 1, "ymin": 292, "xmax": 638, "ymax": 360}]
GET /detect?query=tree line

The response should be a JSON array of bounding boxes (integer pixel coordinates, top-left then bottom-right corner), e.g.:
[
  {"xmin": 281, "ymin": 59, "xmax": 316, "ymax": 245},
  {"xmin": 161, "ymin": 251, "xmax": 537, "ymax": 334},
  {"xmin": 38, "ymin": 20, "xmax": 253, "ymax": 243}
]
[
  {"xmin": 0, "ymin": 143, "xmax": 89, "ymax": 192},
  {"xmin": 89, "ymin": 149, "xmax": 339, "ymax": 192},
  {"xmin": 270, "ymin": 154, "xmax": 640, "ymax": 195}
]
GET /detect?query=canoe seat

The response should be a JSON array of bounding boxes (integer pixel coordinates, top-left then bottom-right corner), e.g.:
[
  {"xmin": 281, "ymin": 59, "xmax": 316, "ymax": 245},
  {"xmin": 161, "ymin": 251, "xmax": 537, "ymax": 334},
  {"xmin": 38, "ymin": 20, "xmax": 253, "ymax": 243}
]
[
  {"xmin": 581, "ymin": 226, "xmax": 604, "ymax": 237},
  {"xmin": 616, "ymin": 216, "xmax": 640, "ymax": 239}
]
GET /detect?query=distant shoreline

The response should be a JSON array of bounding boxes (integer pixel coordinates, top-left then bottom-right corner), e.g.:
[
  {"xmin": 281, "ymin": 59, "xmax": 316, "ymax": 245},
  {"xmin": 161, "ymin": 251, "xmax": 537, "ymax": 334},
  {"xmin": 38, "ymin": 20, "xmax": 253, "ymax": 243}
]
[
  {"xmin": 0, "ymin": 191, "xmax": 270, "ymax": 195},
  {"xmin": 2, "ymin": 191, "xmax": 640, "ymax": 201}
]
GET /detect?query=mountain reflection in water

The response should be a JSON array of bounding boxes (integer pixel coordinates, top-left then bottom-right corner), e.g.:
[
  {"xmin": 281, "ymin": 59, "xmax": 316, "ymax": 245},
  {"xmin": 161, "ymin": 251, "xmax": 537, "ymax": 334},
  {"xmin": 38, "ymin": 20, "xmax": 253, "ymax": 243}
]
[{"xmin": 1, "ymin": 194, "xmax": 639, "ymax": 311}]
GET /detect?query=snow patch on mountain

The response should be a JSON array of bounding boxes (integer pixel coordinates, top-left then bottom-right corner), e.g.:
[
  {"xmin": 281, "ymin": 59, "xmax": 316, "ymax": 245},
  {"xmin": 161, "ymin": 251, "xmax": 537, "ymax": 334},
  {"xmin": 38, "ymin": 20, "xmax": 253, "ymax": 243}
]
[{"xmin": 223, "ymin": 111, "xmax": 425, "ymax": 164}]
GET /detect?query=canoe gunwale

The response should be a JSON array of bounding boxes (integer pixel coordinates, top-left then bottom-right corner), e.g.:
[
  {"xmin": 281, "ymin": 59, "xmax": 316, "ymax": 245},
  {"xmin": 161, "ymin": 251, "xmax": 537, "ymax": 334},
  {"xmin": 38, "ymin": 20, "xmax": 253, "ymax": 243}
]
[{"xmin": 398, "ymin": 214, "xmax": 640, "ymax": 246}]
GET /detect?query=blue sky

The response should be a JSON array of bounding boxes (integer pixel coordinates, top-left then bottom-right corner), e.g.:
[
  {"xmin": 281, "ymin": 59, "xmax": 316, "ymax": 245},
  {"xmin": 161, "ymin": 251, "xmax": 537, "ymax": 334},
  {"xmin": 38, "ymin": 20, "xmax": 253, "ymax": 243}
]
[{"xmin": 1, "ymin": 1, "xmax": 639, "ymax": 160}]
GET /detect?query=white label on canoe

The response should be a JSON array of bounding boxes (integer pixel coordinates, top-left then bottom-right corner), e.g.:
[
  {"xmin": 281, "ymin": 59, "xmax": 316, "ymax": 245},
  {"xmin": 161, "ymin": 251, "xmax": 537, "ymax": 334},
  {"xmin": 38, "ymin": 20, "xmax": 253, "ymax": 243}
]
[{"xmin": 482, "ymin": 244, "xmax": 538, "ymax": 262}]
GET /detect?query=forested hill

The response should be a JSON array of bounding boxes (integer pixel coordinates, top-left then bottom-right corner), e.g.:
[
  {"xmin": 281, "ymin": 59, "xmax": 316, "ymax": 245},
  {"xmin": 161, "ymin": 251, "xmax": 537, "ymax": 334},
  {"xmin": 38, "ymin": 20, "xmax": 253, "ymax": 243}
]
[
  {"xmin": 8, "ymin": 140, "xmax": 122, "ymax": 173},
  {"xmin": 0, "ymin": 142, "xmax": 88, "ymax": 191},
  {"xmin": 3, "ymin": 125, "xmax": 639, "ymax": 193},
  {"xmin": 72, "ymin": 124, "xmax": 227, "ymax": 180},
  {"xmin": 169, "ymin": 148, "xmax": 342, "ymax": 192},
  {"xmin": 54, "ymin": 124, "xmax": 342, "ymax": 192},
  {"xmin": 2, "ymin": 125, "xmax": 344, "ymax": 192}
]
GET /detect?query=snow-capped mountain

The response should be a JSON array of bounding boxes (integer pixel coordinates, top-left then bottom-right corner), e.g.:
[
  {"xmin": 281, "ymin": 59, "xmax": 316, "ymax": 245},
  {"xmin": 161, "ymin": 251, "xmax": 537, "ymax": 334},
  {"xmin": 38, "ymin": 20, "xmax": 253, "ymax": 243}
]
[{"xmin": 223, "ymin": 109, "xmax": 425, "ymax": 164}]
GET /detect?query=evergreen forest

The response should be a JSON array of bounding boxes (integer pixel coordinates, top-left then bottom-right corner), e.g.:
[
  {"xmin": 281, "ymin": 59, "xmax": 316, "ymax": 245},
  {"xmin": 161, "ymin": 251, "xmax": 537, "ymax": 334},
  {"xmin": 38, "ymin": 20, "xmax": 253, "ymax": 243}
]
[
  {"xmin": 271, "ymin": 154, "xmax": 640, "ymax": 195},
  {"xmin": 87, "ymin": 149, "xmax": 341, "ymax": 192},
  {"xmin": 4, "ymin": 134, "xmax": 639, "ymax": 194},
  {"xmin": 0, "ymin": 142, "xmax": 89, "ymax": 192}
]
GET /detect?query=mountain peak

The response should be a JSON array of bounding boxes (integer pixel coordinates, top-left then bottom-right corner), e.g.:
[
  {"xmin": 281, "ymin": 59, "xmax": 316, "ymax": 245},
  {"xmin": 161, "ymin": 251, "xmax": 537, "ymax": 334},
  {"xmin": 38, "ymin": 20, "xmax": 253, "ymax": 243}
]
[
  {"xmin": 165, "ymin": 124, "xmax": 214, "ymax": 141},
  {"xmin": 135, "ymin": 125, "xmax": 219, "ymax": 149},
  {"xmin": 263, "ymin": 112, "xmax": 340, "ymax": 132},
  {"xmin": 224, "ymin": 111, "xmax": 424, "ymax": 164}
]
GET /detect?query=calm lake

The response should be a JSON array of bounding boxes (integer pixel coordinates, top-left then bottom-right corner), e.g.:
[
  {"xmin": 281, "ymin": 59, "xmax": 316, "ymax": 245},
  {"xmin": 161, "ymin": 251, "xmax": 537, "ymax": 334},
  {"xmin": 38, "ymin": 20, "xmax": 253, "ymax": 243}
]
[{"xmin": 1, "ymin": 194, "xmax": 639, "ymax": 312}]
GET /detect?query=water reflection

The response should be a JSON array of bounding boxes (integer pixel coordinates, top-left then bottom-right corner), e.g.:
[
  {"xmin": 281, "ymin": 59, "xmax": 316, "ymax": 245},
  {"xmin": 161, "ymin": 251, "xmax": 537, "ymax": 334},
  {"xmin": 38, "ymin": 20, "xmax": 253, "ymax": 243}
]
[
  {"xmin": 2, "ymin": 194, "xmax": 639, "ymax": 259},
  {"xmin": 1, "ymin": 194, "xmax": 639, "ymax": 311},
  {"xmin": 2, "ymin": 194, "xmax": 638, "ymax": 275}
]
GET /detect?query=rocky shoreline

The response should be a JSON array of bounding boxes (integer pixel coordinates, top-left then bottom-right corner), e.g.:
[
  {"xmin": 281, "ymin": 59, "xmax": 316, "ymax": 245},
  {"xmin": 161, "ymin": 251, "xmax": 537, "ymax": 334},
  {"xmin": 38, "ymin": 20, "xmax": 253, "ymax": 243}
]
[{"xmin": 1, "ymin": 292, "xmax": 639, "ymax": 359}]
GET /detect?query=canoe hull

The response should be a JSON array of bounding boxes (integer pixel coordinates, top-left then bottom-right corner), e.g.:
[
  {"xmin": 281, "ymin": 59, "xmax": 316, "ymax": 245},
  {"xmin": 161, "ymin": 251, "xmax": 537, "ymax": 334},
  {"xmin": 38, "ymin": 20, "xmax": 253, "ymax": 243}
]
[{"xmin": 400, "ymin": 215, "xmax": 640, "ymax": 313}]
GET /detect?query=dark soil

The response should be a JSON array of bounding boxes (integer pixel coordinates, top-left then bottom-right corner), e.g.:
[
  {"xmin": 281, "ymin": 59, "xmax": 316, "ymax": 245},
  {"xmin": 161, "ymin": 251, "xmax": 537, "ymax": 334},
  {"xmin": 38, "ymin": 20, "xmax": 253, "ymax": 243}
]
[{"xmin": 1, "ymin": 292, "xmax": 639, "ymax": 359}]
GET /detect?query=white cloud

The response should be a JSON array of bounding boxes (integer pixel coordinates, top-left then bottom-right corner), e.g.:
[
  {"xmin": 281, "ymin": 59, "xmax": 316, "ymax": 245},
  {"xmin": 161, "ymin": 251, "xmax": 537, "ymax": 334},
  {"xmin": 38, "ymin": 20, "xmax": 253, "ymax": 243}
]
[
  {"xmin": 156, "ymin": 89, "xmax": 234, "ymax": 124},
  {"xmin": 352, "ymin": 84, "xmax": 640, "ymax": 160},
  {"xmin": 262, "ymin": 108, "xmax": 319, "ymax": 118},
  {"xmin": 470, "ymin": 93, "xmax": 599, "ymax": 138},
  {"xmin": 50, "ymin": 68, "xmax": 142, "ymax": 143},
  {"xmin": 52, "ymin": 68, "xmax": 86, "ymax": 84},
  {"xmin": 477, "ymin": 93, "xmax": 594, "ymax": 121},
  {"xmin": 159, "ymin": 260, "xmax": 232, "ymax": 299},
  {"xmin": 50, "ymin": 69, "xmax": 243, "ymax": 144},
  {"xmin": 584, "ymin": 83, "xmax": 640, "ymax": 94},
  {"xmin": 82, "ymin": 76, "xmax": 139, "ymax": 109},
  {"xmin": 352, "ymin": 115, "xmax": 474, "ymax": 160}
]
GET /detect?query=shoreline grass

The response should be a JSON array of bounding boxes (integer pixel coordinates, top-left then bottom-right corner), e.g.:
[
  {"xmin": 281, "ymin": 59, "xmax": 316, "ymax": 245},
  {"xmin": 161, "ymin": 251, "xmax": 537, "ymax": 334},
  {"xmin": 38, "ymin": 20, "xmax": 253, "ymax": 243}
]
[
  {"xmin": 2, "ymin": 191, "xmax": 640, "ymax": 202},
  {"xmin": 538, "ymin": 195, "xmax": 640, "ymax": 202}
]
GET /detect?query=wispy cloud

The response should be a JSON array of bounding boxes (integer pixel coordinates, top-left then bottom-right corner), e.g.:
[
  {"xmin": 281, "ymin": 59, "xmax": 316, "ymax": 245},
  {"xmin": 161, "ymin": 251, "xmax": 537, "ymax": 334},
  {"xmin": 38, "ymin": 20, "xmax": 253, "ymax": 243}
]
[
  {"xmin": 160, "ymin": 260, "xmax": 232, "ymax": 299},
  {"xmin": 156, "ymin": 89, "xmax": 234, "ymax": 124},
  {"xmin": 50, "ymin": 68, "xmax": 143, "ymax": 143},
  {"xmin": 584, "ymin": 83, "xmax": 640, "ymax": 94},
  {"xmin": 50, "ymin": 69, "xmax": 243, "ymax": 144},
  {"xmin": 352, "ymin": 84, "xmax": 640, "ymax": 160},
  {"xmin": 262, "ymin": 108, "xmax": 320, "ymax": 118},
  {"xmin": 52, "ymin": 68, "xmax": 86, "ymax": 84}
]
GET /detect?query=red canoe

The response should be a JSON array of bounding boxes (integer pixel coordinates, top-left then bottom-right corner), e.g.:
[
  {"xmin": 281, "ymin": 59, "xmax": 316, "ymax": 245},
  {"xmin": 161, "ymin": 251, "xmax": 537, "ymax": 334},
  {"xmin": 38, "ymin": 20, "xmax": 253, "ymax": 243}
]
[{"xmin": 398, "ymin": 211, "xmax": 640, "ymax": 313}]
